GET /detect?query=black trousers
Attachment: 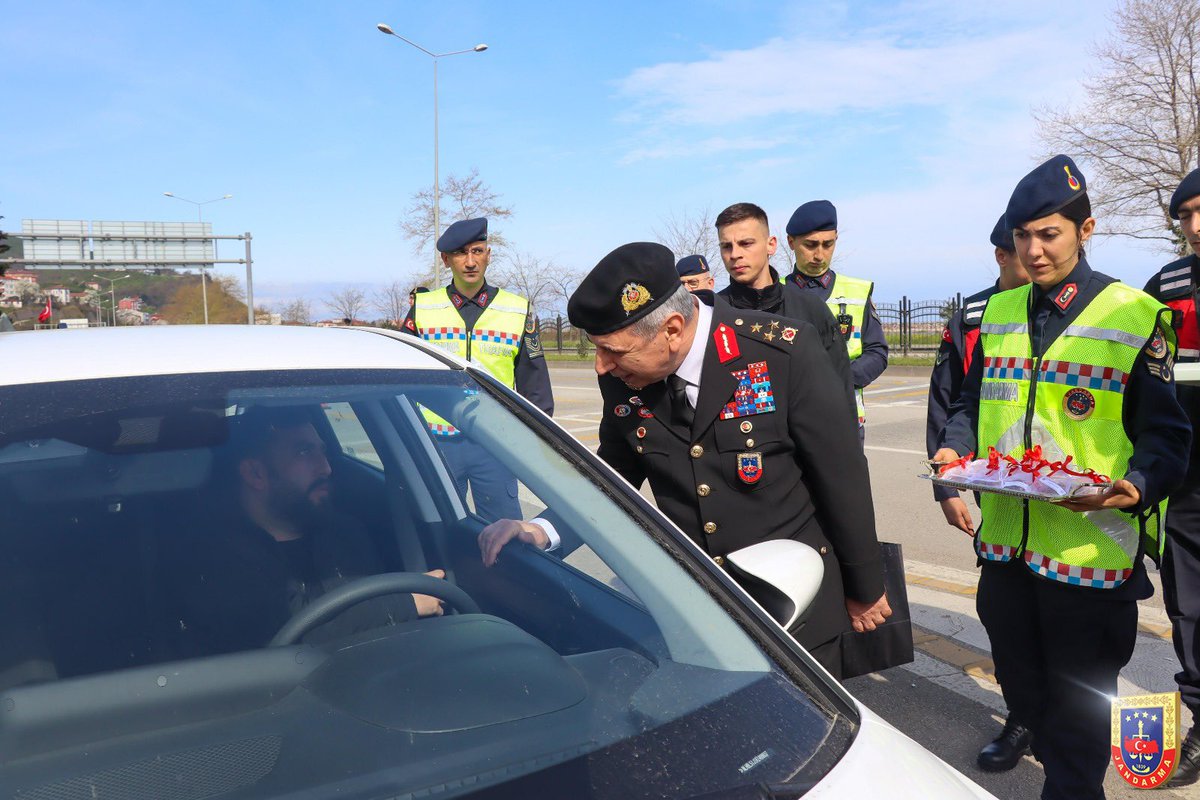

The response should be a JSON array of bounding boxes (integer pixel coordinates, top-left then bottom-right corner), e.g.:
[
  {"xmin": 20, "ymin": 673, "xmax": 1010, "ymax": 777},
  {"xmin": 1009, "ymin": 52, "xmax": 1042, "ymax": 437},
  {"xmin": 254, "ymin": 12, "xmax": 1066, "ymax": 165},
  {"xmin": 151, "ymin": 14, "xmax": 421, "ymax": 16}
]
[
  {"xmin": 977, "ymin": 560, "xmax": 1138, "ymax": 800},
  {"xmin": 439, "ymin": 438, "xmax": 522, "ymax": 522},
  {"xmin": 1164, "ymin": 487, "xmax": 1200, "ymax": 717}
]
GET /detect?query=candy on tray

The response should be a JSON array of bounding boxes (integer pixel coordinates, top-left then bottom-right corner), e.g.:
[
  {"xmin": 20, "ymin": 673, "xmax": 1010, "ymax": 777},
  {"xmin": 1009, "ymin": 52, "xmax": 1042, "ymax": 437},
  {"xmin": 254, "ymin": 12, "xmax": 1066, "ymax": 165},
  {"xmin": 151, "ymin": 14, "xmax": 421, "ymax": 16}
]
[{"xmin": 927, "ymin": 446, "xmax": 1110, "ymax": 501}]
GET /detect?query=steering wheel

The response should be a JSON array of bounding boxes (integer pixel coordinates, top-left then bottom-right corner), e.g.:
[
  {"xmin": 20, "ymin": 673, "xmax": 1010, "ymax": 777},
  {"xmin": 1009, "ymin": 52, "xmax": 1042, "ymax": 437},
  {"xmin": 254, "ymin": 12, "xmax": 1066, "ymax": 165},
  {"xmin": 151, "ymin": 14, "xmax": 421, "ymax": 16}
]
[{"xmin": 270, "ymin": 572, "xmax": 481, "ymax": 646}]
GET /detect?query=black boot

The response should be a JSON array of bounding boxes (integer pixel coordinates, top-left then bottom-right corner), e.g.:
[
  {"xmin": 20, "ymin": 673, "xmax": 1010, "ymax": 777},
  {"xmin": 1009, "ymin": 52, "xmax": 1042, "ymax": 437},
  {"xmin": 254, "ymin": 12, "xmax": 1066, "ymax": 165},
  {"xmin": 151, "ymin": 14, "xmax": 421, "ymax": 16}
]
[
  {"xmin": 977, "ymin": 718, "xmax": 1032, "ymax": 772},
  {"xmin": 1166, "ymin": 725, "xmax": 1200, "ymax": 788}
]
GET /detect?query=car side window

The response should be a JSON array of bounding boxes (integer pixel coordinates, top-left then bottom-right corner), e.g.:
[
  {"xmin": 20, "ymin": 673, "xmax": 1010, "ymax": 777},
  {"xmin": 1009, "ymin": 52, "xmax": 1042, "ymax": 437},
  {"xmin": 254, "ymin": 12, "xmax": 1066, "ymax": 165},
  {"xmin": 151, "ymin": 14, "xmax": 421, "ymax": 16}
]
[{"xmin": 323, "ymin": 402, "xmax": 383, "ymax": 469}]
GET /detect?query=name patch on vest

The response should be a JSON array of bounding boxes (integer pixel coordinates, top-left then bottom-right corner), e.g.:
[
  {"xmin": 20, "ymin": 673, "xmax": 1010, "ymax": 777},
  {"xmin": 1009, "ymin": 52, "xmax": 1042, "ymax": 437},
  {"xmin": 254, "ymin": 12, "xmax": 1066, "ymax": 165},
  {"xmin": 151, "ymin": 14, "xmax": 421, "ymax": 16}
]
[
  {"xmin": 1064, "ymin": 387, "xmax": 1096, "ymax": 420},
  {"xmin": 981, "ymin": 382, "xmax": 1019, "ymax": 402}
]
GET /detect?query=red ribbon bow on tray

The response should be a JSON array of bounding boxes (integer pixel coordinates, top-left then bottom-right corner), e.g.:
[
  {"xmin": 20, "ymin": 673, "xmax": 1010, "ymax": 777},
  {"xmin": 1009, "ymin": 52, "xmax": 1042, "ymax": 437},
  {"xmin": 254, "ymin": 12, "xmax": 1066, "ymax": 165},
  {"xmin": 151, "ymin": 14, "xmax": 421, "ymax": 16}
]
[{"xmin": 939, "ymin": 446, "xmax": 1109, "ymax": 484}]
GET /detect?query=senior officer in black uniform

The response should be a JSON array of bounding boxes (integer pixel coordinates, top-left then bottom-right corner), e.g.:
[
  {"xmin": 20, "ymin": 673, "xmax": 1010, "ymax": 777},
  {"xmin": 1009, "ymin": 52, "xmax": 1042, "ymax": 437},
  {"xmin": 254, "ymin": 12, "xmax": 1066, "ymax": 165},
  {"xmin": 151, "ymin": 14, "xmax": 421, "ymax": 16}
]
[
  {"xmin": 714, "ymin": 202, "xmax": 855, "ymax": 417},
  {"xmin": 784, "ymin": 200, "xmax": 889, "ymax": 438},
  {"xmin": 1143, "ymin": 168, "xmax": 1200, "ymax": 788},
  {"xmin": 565, "ymin": 242, "xmax": 890, "ymax": 677},
  {"xmin": 676, "ymin": 254, "xmax": 715, "ymax": 292},
  {"xmin": 935, "ymin": 156, "xmax": 1190, "ymax": 800},
  {"xmin": 925, "ymin": 213, "xmax": 1032, "ymax": 773},
  {"xmin": 403, "ymin": 218, "xmax": 553, "ymax": 521}
]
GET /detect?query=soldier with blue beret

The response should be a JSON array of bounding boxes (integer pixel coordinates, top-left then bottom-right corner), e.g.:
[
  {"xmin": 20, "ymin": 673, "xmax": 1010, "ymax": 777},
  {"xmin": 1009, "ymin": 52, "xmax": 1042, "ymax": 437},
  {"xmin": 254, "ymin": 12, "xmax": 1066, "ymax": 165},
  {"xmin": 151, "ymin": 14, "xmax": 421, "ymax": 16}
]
[
  {"xmin": 556, "ymin": 241, "xmax": 890, "ymax": 677},
  {"xmin": 676, "ymin": 254, "xmax": 715, "ymax": 292},
  {"xmin": 936, "ymin": 155, "xmax": 1191, "ymax": 799},
  {"xmin": 783, "ymin": 199, "xmax": 888, "ymax": 441},
  {"xmin": 1142, "ymin": 166, "xmax": 1200, "ymax": 787},
  {"xmin": 402, "ymin": 217, "xmax": 553, "ymax": 521}
]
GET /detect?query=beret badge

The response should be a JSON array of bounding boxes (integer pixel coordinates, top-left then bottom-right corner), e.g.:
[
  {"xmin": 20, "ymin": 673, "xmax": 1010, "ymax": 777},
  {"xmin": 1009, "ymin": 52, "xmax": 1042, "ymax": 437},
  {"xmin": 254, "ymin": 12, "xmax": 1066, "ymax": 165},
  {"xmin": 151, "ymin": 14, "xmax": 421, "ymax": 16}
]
[
  {"xmin": 620, "ymin": 283, "xmax": 653, "ymax": 315},
  {"xmin": 1064, "ymin": 165, "xmax": 1081, "ymax": 191}
]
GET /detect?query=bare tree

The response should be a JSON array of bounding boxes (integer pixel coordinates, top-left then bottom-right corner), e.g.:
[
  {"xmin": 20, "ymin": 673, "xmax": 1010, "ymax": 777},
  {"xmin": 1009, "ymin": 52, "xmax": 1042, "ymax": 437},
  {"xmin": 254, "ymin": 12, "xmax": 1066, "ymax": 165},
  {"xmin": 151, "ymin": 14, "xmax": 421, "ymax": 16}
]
[
  {"xmin": 279, "ymin": 298, "xmax": 312, "ymax": 325},
  {"xmin": 399, "ymin": 168, "xmax": 514, "ymax": 268},
  {"xmin": 487, "ymin": 251, "xmax": 566, "ymax": 317},
  {"xmin": 325, "ymin": 287, "xmax": 367, "ymax": 323},
  {"xmin": 1035, "ymin": 0, "xmax": 1200, "ymax": 253},
  {"xmin": 654, "ymin": 206, "xmax": 729, "ymax": 290},
  {"xmin": 373, "ymin": 280, "xmax": 410, "ymax": 325}
]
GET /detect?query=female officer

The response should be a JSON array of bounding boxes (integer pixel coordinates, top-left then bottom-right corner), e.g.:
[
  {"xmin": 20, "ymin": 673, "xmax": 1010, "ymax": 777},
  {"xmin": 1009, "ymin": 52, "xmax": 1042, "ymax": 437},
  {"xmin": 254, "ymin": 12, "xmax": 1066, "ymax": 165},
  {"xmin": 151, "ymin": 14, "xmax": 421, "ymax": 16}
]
[{"xmin": 934, "ymin": 155, "xmax": 1191, "ymax": 799}]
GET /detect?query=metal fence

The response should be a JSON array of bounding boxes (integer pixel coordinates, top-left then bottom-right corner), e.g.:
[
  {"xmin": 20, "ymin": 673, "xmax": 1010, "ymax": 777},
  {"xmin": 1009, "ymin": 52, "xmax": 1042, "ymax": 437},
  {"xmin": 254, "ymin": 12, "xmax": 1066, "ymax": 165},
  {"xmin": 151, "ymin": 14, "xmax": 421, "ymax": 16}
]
[{"xmin": 540, "ymin": 295, "xmax": 965, "ymax": 358}]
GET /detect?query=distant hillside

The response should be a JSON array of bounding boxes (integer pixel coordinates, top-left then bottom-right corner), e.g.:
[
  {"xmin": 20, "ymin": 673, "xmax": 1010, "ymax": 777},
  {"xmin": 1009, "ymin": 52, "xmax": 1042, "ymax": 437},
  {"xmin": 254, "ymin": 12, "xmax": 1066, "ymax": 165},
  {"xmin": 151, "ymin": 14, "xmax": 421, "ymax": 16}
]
[{"xmin": 18, "ymin": 268, "xmax": 247, "ymax": 325}]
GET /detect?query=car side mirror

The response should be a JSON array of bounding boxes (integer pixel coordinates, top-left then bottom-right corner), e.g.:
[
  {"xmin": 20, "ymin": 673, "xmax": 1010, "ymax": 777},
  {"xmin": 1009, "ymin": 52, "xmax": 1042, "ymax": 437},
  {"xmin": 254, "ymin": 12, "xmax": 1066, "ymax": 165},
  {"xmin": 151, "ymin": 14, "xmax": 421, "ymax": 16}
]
[{"xmin": 724, "ymin": 539, "xmax": 825, "ymax": 631}]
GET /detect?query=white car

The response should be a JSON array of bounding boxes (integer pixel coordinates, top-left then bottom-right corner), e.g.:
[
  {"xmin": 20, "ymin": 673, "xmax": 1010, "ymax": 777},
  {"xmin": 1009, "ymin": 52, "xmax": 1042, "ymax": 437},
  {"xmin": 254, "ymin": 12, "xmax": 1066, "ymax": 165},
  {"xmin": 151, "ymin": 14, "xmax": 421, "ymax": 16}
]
[{"xmin": 0, "ymin": 325, "xmax": 993, "ymax": 799}]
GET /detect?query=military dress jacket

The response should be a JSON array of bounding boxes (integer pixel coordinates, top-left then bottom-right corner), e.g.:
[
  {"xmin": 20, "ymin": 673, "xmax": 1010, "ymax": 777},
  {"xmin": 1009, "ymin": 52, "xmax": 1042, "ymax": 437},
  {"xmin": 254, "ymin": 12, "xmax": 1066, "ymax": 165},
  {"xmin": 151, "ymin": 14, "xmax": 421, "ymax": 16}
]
[{"xmin": 596, "ymin": 295, "xmax": 884, "ymax": 648}]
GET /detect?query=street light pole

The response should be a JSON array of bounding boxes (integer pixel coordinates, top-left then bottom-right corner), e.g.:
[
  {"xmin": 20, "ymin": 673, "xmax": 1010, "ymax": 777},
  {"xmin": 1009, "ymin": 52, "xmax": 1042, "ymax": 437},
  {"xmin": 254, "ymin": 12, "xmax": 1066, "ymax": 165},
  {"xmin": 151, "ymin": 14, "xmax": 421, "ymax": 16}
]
[
  {"xmin": 162, "ymin": 192, "xmax": 233, "ymax": 324},
  {"xmin": 93, "ymin": 273, "xmax": 130, "ymax": 327},
  {"xmin": 376, "ymin": 24, "xmax": 487, "ymax": 287}
]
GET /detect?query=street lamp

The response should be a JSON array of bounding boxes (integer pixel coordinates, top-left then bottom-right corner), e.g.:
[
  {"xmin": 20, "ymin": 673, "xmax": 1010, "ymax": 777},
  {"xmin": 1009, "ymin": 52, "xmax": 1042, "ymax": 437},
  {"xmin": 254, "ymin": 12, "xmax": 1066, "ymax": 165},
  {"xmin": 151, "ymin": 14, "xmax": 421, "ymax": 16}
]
[
  {"xmin": 92, "ymin": 273, "xmax": 131, "ymax": 327},
  {"xmin": 377, "ymin": 23, "xmax": 487, "ymax": 287},
  {"xmin": 162, "ymin": 192, "xmax": 233, "ymax": 324}
]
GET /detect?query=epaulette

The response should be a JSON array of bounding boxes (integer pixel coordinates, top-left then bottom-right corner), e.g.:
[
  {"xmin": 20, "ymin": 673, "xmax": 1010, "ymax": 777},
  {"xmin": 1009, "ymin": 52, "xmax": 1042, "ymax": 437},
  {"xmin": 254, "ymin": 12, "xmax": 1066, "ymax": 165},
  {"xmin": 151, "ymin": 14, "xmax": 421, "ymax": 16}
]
[
  {"xmin": 1151, "ymin": 256, "xmax": 1194, "ymax": 301},
  {"xmin": 728, "ymin": 311, "xmax": 800, "ymax": 351},
  {"xmin": 961, "ymin": 285, "xmax": 999, "ymax": 328}
]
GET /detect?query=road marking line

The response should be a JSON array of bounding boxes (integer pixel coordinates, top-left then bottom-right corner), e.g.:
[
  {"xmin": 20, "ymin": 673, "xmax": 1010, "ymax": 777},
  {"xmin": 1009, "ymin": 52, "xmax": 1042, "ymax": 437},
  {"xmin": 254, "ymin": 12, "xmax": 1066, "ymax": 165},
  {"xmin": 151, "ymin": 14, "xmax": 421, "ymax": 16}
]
[
  {"xmin": 865, "ymin": 382, "xmax": 929, "ymax": 396},
  {"xmin": 912, "ymin": 626, "xmax": 997, "ymax": 685},
  {"xmin": 864, "ymin": 445, "xmax": 927, "ymax": 455}
]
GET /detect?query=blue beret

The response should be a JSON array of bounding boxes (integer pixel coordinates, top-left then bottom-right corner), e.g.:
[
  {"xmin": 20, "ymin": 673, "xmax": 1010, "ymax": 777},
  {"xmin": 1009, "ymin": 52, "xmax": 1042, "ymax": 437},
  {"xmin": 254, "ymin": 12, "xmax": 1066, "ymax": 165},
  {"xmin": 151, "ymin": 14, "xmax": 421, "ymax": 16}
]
[
  {"xmin": 989, "ymin": 213, "xmax": 1014, "ymax": 252},
  {"xmin": 1006, "ymin": 155, "xmax": 1087, "ymax": 228},
  {"xmin": 1170, "ymin": 168, "xmax": 1200, "ymax": 219},
  {"xmin": 568, "ymin": 243, "xmax": 681, "ymax": 335},
  {"xmin": 436, "ymin": 217, "xmax": 487, "ymax": 253},
  {"xmin": 786, "ymin": 200, "xmax": 837, "ymax": 236},
  {"xmin": 676, "ymin": 254, "xmax": 710, "ymax": 277}
]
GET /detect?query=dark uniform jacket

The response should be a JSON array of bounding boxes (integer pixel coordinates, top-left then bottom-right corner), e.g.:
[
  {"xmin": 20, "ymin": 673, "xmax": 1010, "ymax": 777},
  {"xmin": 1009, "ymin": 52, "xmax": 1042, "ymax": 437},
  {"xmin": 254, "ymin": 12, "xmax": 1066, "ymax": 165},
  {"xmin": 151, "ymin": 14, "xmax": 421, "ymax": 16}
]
[
  {"xmin": 403, "ymin": 281, "xmax": 554, "ymax": 415},
  {"xmin": 785, "ymin": 267, "xmax": 889, "ymax": 389},
  {"xmin": 596, "ymin": 294, "xmax": 884, "ymax": 648},
  {"xmin": 926, "ymin": 282, "xmax": 999, "ymax": 501},
  {"xmin": 1144, "ymin": 255, "xmax": 1200, "ymax": 490},
  {"xmin": 941, "ymin": 258, "xmax": 1191, "ymax": 598},
  {"xmin": 164, "ymin": 509, "xmax": 417, "ymax": 657},
  {"xmin": 718, "ymin": 266, "xmax": 856, "ymax": 417}
]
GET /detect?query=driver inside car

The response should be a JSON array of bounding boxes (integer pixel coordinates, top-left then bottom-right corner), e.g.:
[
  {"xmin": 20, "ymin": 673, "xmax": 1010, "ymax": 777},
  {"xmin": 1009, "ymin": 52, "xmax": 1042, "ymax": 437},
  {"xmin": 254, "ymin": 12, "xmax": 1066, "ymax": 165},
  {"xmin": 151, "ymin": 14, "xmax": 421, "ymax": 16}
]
[{"xmin": 163, "ymin": 407, "xmax": 446, "ymax": 657}]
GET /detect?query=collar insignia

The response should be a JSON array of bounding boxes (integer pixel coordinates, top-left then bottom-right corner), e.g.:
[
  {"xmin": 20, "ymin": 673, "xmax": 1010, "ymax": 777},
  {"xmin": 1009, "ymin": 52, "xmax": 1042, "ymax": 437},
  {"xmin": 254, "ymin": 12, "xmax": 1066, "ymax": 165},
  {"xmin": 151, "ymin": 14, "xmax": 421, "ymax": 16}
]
[
  {"xmin": 713, "ymin": 322, "xmax": 740, "ymax": 363},
  {"xmin": 1054, "ymin": 283, "xmax": 1078, "ymax": 311}
]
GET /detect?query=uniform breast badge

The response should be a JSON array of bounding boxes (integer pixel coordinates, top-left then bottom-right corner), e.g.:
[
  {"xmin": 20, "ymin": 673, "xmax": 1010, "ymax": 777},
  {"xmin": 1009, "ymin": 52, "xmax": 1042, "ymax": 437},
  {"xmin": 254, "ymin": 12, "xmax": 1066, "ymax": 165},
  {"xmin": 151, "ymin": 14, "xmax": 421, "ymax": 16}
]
[
  {"xmin": 719, "ymin": 361, "xmax": 777, "ymax": 420},
  {"xmin": 1111, "ymin": 691, "xmax": 1181, "ymax": 789},
  {"xmin": 737, "ymin": 452, "xmax": 763, "ymax": 484}
]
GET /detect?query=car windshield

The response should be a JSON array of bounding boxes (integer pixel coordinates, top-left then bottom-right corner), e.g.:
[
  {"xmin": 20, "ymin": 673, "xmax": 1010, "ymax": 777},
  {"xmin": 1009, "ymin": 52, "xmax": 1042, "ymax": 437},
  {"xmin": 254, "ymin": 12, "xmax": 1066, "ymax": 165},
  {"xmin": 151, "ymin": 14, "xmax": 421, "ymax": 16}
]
[{"xmin": 0, "ymin": 366, "xmax": 854, "ymax": 798}]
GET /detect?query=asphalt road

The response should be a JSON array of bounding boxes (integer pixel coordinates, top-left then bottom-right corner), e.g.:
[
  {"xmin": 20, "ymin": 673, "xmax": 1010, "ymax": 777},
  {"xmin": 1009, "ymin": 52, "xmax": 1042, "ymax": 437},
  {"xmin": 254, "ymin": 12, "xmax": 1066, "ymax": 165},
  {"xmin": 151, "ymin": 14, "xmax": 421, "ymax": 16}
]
[{"xmin": 547, "ymin": 361, "xmax": 1193, "ymax": 800}]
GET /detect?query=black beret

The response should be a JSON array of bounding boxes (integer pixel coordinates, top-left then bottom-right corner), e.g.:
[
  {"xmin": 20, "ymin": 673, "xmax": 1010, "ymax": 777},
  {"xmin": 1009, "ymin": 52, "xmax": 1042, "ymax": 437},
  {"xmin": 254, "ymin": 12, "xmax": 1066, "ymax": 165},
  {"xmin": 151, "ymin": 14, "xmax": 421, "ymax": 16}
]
[
  {"xmin": 568, "ymin": 242, "xmax": 680, "ymax": 335},
  {"xmin": 436, "ymin": 217, "xmax": 487, "ymax": 253},
  {"xmin": 1170, "ymin": 168, "xmax": 1200, "ymax": 219},
  {"xmin": 676, "ymin": 254, "xmax": 710, "ymax": 277},
  {"xmin": 786, "ymin": 200, "xmax": 837, "ymax": 236},
  {"xmin": 989, "ymin": 213, "xmax": 1014, "ymax": 252},
  {"xmin": 1006, "ymin": 155, "xmax": 1086, "ymax": 228}
]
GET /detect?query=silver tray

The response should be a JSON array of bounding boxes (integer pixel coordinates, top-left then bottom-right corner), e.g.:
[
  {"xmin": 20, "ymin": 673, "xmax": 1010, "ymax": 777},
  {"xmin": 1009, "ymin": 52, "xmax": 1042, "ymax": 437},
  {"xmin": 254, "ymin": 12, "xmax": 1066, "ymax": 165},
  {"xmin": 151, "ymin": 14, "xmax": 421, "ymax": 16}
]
[{"xmin": 920, "ymin": 461, "xmax": 1111, "ymax": 503}]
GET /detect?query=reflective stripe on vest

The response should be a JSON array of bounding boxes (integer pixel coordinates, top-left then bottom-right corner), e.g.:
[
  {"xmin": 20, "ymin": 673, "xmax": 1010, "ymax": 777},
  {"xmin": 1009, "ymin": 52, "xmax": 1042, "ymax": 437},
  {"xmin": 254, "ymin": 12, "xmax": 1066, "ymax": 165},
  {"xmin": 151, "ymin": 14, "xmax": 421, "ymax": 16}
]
[
  {"xmin": 414, "ymin": 288, "xmax": 529, "ymax": 435},
  {"xmin": 826, "ymin": 274, "xmax": 873, "ymax": 423},
  {"xmin": 976, "ymin": 282, "xmax": 1172, "ymax": 588}
]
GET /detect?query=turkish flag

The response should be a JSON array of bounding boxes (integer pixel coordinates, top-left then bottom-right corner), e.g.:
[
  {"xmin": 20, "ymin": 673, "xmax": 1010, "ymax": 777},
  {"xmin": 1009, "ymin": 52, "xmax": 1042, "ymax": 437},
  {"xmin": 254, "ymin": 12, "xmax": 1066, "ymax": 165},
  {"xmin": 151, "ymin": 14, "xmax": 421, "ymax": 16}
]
[{"xmin": 37, "ymin": 296, "xmax": 52, "ymax": 323}]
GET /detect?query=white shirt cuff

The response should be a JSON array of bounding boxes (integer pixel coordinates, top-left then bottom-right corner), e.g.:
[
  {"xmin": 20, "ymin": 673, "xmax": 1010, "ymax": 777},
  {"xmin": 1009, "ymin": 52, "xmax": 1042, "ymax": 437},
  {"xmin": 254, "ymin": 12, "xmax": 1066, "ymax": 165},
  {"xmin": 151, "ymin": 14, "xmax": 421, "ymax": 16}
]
[{"xmin": 530, "ymin": 517, "xmax": 560, "ymax": 551}]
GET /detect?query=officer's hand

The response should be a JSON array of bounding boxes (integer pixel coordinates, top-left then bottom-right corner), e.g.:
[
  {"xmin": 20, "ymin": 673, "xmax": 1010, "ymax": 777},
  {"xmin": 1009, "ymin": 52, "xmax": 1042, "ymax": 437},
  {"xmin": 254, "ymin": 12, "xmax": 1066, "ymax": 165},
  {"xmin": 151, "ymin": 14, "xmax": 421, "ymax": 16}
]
[
  {"xmin": 412, "ymin": 569, "xmax": 446, "ymax": 617},
  {"xmin": 1057, "ymin": 478, "xmax": 1141, "ymax": 513},
  {"xmin": 846, "ymin": 592, "xmax": 892, "ymax": 633},
  {"xmin": 938, "ymin": 496, "xmax": 975, "ymax": 536},
  {"xmin": 932, "ymin": 447, "xmax": 960, "ymax": 465},
  {"xmin": 478, "ymin": 519, "xmax": 551, "ymax": 567}
]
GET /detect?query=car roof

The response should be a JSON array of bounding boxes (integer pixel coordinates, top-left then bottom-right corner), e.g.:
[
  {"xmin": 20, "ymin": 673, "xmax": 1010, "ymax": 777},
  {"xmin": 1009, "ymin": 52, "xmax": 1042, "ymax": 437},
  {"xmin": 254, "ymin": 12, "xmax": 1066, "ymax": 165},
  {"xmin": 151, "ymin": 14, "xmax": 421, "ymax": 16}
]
[{"xmin": 0, "ymin": 325, "xmax": 454, "ymax": 386}]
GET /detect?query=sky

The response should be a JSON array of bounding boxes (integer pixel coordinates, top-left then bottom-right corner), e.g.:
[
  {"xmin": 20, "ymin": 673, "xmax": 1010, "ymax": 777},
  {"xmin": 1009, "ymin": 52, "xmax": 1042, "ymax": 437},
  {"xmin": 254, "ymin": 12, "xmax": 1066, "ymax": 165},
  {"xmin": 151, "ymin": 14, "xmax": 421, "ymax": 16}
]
[{"xmin": 1, "ymin": 0, "xmax": 1177, "ymax": 314}]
